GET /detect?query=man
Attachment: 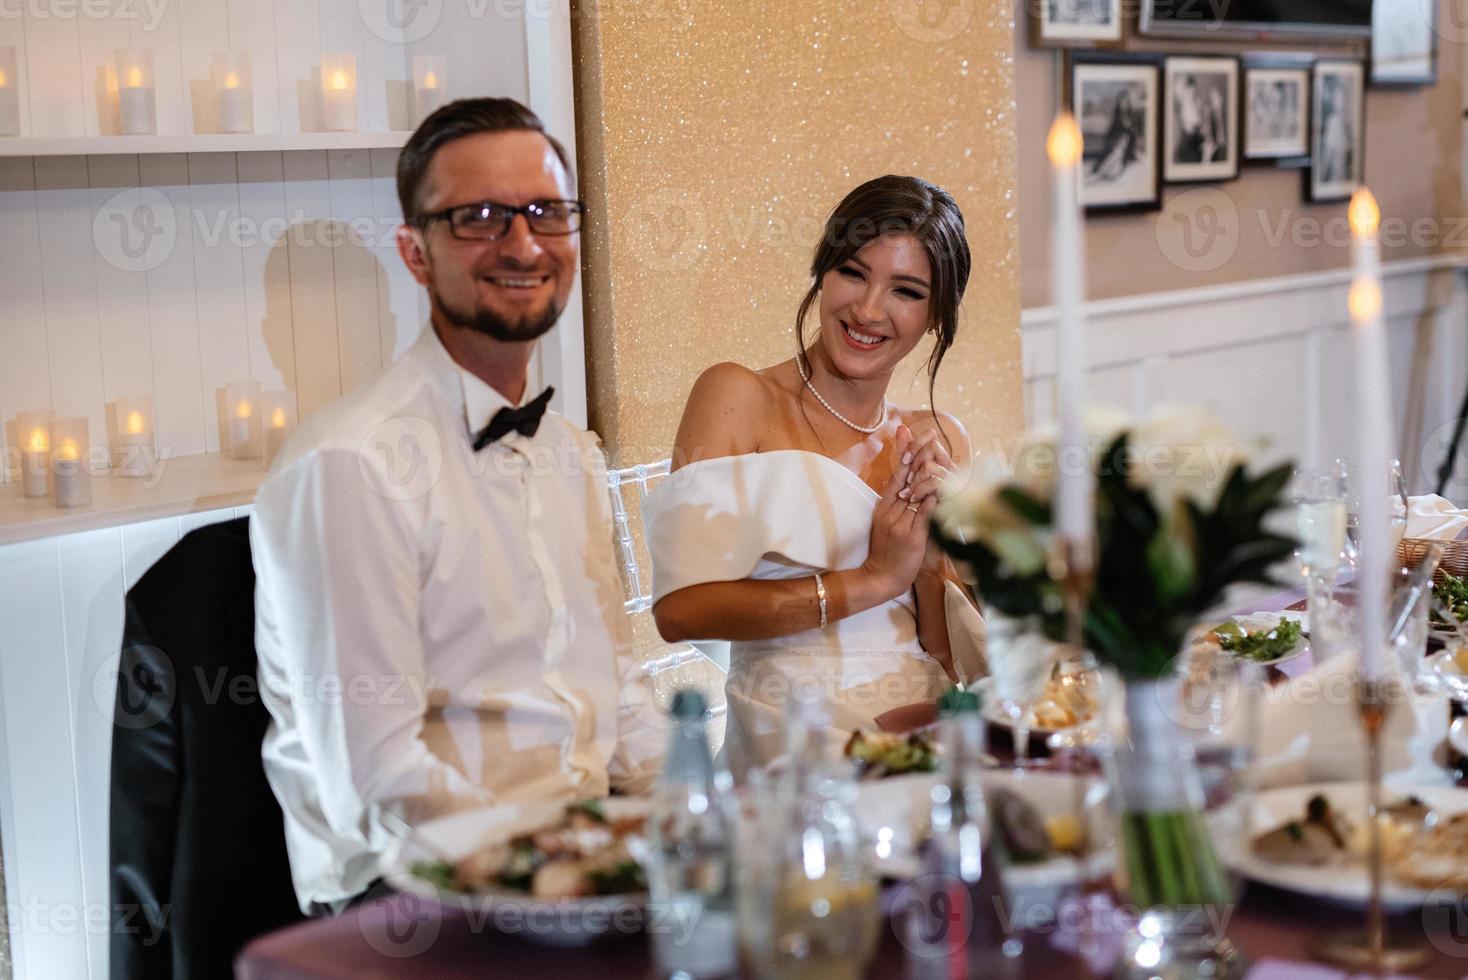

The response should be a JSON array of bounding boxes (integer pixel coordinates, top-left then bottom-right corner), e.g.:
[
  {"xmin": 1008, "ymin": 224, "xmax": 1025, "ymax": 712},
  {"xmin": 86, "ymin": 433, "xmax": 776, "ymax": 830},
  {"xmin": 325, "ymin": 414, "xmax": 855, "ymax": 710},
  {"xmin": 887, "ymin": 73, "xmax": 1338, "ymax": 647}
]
[{"xmin": 251, "ymin": 98, "xmax": 659, "ymax": 914}]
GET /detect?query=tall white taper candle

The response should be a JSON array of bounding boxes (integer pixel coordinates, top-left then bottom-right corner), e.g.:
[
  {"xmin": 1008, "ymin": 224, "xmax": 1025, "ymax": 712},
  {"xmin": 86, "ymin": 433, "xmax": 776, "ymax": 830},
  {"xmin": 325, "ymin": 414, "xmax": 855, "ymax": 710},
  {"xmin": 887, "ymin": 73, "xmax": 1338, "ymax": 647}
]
[
  {"xmin": 1048, "ymin": 112, "xmax": 1094, "ymax": 560},
  {"xmin": 1348, "ymin": 188, "xmax": 1392, "ymax": 679}
]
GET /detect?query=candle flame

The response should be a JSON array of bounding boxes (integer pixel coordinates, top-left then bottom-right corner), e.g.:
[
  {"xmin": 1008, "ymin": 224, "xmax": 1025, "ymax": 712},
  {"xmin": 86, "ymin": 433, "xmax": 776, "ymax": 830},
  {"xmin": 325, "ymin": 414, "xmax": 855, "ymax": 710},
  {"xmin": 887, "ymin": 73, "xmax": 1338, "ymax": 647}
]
[
  {"xmin": 0, "ymin": 70, "xmax": 8, "ymax": 88},
  {"xmin": 27, "ymin": 429, "xmax": 46, "ymax": 452},
  {"xmin": 126, "ymin": 67, "xmax": 143, "ymax": 88},
  {"xmin": 235, "ymin": 400, "xmax": 253, "ymax": 419},
  {"xmin": 1046, "ymin": 112, "xmax": 1083, "ymax": 169},
  {"xmin": 55, "ymin": 440, "xmax": 79, "ymax": 461},
  {"xmin": 224, "ymin": 71, "xmax": 240, "ymax": 89},
  {"xmin": 271, "ymin": 407, "xmax": 286, "ymax": 429},
  {"xmin": 1349, "ymin": 279, "xmax": 1383, "ymax": 321},
  {"xmin": 423, "ymin": 70, "xmax": 438, "ymax": 89},
  {"xmin": 330, "ymin": 70, "xmax": 349, "ymax": 91},
  {"xmin": 126, "ymin": 411, "xmax": 144, "ymax": 435},
  {"xmin": 1349, "ymin": 188, "xmax": 1380, "ymax": 241}
]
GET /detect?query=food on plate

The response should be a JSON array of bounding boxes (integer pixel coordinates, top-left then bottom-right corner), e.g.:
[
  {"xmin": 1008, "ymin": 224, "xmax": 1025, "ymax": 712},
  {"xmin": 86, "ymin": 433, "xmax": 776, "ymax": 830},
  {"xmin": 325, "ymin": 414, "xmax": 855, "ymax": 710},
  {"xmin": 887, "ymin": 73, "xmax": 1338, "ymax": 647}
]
[
  {"xmin": 411, "ymin": 799, "xmax": 647, "ymax": 898},
  {"xmin": 1431, "ymin": 573, "xmax": 1468, "ymax": 630},
  {"xmin": 988, "ymin": 788, "xmax": 1087, "ymax": 863},
  {"xmin": 1008, "ymin": 673, "xmax": 1099, "ymax": 732},
  {"xmin": 1251, "ymin": 793, "xmax": 1351, "ymax": 866},
  {"xmin": 1389, "ymin": 812, "xmax": 1468, "ymax": 890},
  {"xmin": 1248, "ymin": 792, "xmax": 1468, "ymax": 889},
  {"xmin": 844, "ymin": 729, "xmax": 938, "ymax": 779},
  {"xmin": 1211, "ymin": 617, "xmax": 1303, "ymax": 663},
  {"xmin": 1438, "ymin": 647, "xmax": 1468, "ymax": 676}
]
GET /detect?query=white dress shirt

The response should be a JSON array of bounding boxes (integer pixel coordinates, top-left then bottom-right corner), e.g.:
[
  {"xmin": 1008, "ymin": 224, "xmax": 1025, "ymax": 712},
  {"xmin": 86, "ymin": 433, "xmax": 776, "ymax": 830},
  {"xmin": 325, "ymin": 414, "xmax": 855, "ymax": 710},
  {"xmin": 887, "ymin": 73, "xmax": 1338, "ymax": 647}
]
[{"xmin": 251, "ymin": 325, "xmax": 659, "ymax": 912}]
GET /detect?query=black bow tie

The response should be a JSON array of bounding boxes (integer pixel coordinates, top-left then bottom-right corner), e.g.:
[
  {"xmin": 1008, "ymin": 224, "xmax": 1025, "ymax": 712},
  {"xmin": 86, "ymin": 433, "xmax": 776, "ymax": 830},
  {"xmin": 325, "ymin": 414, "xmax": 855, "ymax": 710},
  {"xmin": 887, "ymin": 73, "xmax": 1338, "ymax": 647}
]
[{"xmin": 473, "ymin": 386, "xmax": 555, "ymax": 450}]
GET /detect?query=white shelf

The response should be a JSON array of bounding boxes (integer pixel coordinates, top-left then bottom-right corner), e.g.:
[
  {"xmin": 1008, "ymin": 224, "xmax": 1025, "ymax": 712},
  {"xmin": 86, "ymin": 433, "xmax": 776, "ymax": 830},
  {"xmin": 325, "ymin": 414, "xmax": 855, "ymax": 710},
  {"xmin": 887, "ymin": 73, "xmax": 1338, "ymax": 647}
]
[
  {"xmin": 0, "ymin": 131, "xmax": 413, "ymax": 157},
  {"xmin": 0, "ymin": 452, "xmax": 266, "ymax": 546}
]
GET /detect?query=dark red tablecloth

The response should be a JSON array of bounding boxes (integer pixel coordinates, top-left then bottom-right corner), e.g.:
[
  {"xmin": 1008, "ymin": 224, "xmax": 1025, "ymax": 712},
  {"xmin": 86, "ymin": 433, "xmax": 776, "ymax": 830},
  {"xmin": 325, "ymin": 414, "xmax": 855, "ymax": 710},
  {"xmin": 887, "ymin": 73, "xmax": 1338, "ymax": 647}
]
[{"xmin": 235, "ymin": 881, "xmax": 1468, "ymax": 979}]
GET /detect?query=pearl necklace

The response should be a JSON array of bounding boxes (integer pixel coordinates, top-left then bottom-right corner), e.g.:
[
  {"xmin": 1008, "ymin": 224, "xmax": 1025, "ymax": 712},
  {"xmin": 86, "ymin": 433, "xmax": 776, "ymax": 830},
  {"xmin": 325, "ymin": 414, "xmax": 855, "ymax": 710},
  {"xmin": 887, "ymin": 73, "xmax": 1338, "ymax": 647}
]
[{"xmin": 796, "ymin": 353, "xmax": 887, "ymax": 434}]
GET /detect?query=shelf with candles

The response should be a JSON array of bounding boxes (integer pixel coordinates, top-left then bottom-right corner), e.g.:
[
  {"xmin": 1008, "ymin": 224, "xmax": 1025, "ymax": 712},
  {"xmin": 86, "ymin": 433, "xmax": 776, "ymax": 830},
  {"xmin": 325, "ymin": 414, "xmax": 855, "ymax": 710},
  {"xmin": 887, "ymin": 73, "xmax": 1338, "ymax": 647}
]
[
  {"xmin": 0, "ymin": 450, "xmax": 272, "ymax": 547},
  {"xmin": 0, "ymin": 130, "xmax": 414, "ymax": 157}
]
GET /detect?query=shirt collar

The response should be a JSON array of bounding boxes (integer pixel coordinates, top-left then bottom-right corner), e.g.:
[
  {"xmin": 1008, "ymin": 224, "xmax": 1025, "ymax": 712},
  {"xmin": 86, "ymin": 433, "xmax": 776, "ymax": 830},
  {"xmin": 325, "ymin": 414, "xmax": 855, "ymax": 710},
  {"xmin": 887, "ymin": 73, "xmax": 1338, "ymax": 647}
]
[{"xmin": 414, "ymin": 324, "xmax": 534, "ymax": 445}]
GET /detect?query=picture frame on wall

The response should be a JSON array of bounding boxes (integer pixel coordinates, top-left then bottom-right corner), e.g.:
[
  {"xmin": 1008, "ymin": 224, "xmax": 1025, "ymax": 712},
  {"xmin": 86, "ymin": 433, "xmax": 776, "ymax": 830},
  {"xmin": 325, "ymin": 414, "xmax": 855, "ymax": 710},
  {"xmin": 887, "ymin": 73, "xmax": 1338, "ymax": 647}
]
[
  {"xmin": 1308, "ymin": 59, "xmax": 1366, "ymax": 202},
  {"xmin": 1243, "ymin": 55, "xmax": 1312, "ymax": 168},
  {"xmin": 1371, "ymin": 0, "xmax": 1438, "ymax": 86},
  {"xmin": 1033, "ymin": 0, "xmax": 1123, "ymax": 48},
  {"xmin": 1065, "ymin": 52, "xmax": 1164, "ymax": 214},
  {"xmin": 1163, "ymin": 55, "xmax": 1241, "ymax": 184}
]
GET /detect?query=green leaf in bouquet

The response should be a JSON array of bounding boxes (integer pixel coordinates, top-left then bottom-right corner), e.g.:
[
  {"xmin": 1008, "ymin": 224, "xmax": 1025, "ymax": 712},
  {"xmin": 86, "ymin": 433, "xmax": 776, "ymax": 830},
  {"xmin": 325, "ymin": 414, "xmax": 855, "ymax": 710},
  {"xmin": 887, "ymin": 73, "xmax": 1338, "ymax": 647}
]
[
  {"xmin": 1146, "ymin": 524, "xmax": 1196, "ymax": 604},
  {"xmin": 996, "ymin": 485, "xmax": 1052, "ymax": 526},
  {"xmin": 938, "ymin": 684, "xmax": 983, "ymax": 717}
]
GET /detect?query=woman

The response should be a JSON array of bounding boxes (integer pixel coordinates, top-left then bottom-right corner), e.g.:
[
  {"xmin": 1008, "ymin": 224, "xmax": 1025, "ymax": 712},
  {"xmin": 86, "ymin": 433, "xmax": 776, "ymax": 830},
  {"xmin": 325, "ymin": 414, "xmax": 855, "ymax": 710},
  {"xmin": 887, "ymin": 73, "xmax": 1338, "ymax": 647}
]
[{"xmin": 643, "ymin": 175, "xmax": 986, "ymax": 774}]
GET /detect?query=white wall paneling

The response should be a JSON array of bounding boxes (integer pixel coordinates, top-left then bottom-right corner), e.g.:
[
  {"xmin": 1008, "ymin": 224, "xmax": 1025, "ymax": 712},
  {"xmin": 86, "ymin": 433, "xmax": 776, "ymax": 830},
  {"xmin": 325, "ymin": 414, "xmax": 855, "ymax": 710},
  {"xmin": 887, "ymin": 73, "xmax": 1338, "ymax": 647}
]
[
  {"xmin": 0, "ymin": 6, "xmax": 585, "ymax": 977},
  {"xmin": 1021, "ymin": 255, "xmax": 1468, "ymax": 496}
]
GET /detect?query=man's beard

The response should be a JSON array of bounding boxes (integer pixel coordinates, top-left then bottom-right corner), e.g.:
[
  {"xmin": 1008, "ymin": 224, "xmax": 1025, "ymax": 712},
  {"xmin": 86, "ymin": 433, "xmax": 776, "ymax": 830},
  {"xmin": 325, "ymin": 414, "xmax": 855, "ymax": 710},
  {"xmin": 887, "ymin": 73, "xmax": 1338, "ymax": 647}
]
[{"xmin": 431, "ymin": 283, "xmax": 562, "ymax": 343}]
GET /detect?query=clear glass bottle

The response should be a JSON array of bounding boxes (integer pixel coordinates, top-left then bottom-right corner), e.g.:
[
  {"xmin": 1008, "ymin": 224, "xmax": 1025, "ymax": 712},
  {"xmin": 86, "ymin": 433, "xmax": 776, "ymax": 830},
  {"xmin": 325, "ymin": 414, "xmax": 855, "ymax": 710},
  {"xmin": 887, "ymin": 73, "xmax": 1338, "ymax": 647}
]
[
  {"xmin": 902, "ymin": 709, "xmax": 1023, "ymax": 979},
  {"xmin": 647, "ymin": 689, "xmax": 738, "ymax": 979},
  {"xmin": 739, "ymin": 699, "xmax": 880, "ymax": 980}
]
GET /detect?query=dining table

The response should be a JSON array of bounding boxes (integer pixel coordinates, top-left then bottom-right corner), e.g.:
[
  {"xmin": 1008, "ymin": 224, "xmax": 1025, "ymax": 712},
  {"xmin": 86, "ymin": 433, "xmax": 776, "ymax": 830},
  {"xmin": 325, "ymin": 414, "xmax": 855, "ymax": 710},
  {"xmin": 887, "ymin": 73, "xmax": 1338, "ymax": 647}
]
[
  {"xmin": 237, "ymin": 584, "xmax": 1468, "ymax": 979},
  {"xmin": 234, "ymin": 879, "xmax": 1468, "ymax": 978}
]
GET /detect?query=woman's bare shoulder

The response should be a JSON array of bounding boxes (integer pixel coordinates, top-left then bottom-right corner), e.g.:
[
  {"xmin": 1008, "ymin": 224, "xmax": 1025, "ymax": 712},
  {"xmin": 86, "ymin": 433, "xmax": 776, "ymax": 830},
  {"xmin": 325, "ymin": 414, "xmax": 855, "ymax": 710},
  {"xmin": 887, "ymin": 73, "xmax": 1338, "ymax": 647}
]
[{"xmin": 672, "ymin": 362, "xmax": 782, "ymax": 469}]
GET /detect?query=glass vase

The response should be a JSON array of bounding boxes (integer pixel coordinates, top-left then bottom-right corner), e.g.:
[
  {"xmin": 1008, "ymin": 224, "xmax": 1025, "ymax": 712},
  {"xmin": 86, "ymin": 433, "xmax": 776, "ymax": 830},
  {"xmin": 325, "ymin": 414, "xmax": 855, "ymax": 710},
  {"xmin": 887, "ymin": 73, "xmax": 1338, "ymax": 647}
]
[{"xmin": 1107, "ymin": 677, "xmax": 1242, "ymax": 980}]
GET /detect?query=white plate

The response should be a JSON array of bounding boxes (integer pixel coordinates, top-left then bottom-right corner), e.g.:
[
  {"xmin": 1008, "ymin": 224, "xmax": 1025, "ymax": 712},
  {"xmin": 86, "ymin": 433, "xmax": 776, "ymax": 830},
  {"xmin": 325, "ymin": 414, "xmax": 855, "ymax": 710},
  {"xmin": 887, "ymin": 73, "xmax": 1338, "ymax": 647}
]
[
  {"xmin": 384, "ymin": 798, "xmax": 652, "ymax": 946},
  {"xmin": 1210, "ymin": 612, "xmax": 1310, "ymax": 668},
  {"xmin": 1210, "ymin": 781, "xmax": 1468, "ymax": 911},
  {"xmin": 853, "ymin": 769, "xmax": 1112, "ymax": 909}
]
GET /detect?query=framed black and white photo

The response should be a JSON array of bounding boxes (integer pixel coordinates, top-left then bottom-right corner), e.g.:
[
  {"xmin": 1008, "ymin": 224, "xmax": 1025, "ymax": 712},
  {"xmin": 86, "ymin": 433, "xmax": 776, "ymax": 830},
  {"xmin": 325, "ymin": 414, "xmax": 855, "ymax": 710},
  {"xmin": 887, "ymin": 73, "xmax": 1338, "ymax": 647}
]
[
  {"xmin": 1243, "ymin": 55, "xmax": 1311, "ymax": 167},
  {"xmin": 1032, "ymin": 0, "xmax": 1123, "ymax": 48},
  {"xmin": 1066, "ymin": 53, "xmax": 1163, "ymax": 214},
  {"xmin": 1371, "ymin": 0, "xmax": 1438, "ymax": 86},
  {"xmin": 1309, "ymin": 60, "xmax": 1366, "ymax": 202},
  {"xmin": 1163, "ymin": 56, "xmax": 1240, "ymax": 184}
]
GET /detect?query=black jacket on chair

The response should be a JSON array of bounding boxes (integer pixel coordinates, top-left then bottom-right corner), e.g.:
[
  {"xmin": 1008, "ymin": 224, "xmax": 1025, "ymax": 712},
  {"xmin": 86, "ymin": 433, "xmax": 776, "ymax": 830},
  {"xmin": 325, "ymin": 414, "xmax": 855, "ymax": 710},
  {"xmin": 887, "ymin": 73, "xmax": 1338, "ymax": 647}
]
[{"xmin": 109, "ymin": 516, "xmax": 304, "ymax": 979}]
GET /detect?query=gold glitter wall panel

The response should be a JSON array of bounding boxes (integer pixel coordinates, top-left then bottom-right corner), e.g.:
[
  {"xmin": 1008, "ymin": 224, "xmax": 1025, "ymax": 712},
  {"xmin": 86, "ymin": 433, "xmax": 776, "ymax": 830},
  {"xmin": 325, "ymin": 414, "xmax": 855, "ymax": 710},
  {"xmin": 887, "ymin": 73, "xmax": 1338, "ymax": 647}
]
[{"xmin": 572, "ymin": 0, "xmax": 1024, "ymax": 466}]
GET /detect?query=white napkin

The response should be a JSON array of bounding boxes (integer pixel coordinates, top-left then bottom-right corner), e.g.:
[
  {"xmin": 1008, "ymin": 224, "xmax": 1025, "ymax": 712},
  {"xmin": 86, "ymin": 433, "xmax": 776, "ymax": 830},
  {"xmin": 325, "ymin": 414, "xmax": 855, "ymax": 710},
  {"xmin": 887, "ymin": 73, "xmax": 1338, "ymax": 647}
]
[
  {"xmin": 1225, "ymin": 649, "xmax": 1450, "ymax": 789},
  {"xmin": 944, "ymin": 580, "xmax": 988, "ymax": 683},
  {"xmin": 1406, "ymin": 493, "xmax": 1468, "ymax": 541}
]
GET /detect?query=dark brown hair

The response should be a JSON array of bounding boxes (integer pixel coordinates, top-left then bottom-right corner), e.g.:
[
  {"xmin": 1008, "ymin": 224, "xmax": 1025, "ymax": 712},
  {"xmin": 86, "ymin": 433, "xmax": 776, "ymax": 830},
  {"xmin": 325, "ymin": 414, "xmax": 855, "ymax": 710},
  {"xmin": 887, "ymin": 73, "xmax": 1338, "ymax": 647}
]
[
  {"xmin": 396, "ymin": 97, "xmax": 574, "ymax": 228},
  {"xmin": 795, "ymin": 175, "xmax": 970, "ymax": 444}
]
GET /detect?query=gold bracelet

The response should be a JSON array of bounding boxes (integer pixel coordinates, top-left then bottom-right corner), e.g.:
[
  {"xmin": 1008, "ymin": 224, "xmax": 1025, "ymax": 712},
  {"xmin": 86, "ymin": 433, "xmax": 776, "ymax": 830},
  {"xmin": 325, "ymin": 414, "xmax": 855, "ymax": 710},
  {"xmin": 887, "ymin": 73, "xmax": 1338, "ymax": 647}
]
[{"xmin": 813, "ymin": 572, "xmax": 828, "ymax": 629}]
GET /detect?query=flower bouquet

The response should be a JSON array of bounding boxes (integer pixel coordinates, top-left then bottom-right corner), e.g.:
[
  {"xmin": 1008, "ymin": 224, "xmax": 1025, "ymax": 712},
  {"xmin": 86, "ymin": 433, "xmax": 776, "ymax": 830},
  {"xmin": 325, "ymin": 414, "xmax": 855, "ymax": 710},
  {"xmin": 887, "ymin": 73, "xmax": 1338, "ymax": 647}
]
[{"xmin": 934, "ymin": 406, "xmax": 1296, "ymax": 975}]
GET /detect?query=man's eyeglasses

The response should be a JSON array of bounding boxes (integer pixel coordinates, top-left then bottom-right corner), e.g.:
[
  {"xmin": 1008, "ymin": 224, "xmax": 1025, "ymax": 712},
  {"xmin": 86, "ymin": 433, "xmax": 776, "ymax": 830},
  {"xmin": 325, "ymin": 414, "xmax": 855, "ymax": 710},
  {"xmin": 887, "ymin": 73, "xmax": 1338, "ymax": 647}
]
[{"xmin": 418, "ymin": 199, "xmax": 585, "ymax": 241}]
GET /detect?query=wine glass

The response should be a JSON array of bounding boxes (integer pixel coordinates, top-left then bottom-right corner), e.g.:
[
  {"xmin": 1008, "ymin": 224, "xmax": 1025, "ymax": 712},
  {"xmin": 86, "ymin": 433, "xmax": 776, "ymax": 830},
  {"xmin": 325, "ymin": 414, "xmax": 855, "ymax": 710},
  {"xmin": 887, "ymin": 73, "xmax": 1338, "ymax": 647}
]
[{"xmin": 985, "ymin": 612, "xmax": 1057, "ymax": 769}]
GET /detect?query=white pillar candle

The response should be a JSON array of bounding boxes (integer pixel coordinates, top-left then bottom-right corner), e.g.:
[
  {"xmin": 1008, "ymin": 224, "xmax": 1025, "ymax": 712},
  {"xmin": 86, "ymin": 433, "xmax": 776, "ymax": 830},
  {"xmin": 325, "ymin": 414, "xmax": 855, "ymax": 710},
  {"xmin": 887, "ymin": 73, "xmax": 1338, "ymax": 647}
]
[
  {"xmin": 112, "ymin": 397, "xmax": 157, "ymax": 478},
  {"xmin": 413, "ymin": 55, "xmax": 446, "ymax": 123},
  {"xmin": 1348, "ymin": 188, "xmax": 1392, "ymax": 679},
  {"xmin": 320, "ymin": 55, "xmax": 357, "ymax": 132},
  {"xmin": 49, "ymin": 417, "xmax": 92, "ymax": 509},
  {"xmin": 115, "ymin": 50, "xmax": 156, "ymax": 136},
  {"xmin": 20, "ymin": 434, "xmax": 48, "ymax": 498},
  {"xmin": 16, "ymin": 409, "xmax": 52, "ymax": 498},
  {"xmin": 212, "ymin": 52, "xmax": 252, "ymax": 134},
  {"xmin": 265, "ymin": 406, "xmax": 289, "ymax": 465},
  {"xmin": 229, "ymin": 401, "xmax": 262, "ymax": 459},
  {"xmin": 1047, "ymin": 112, "xmax": 1094, "ymax": 559},
  {"xmin": 52, "ymin": 444, "xmax": 90, "ymax": 508},
  {"xmin": 0, "ymin": 48, "xmax": 20, "ymax": 136},
  {"xmin": 218, "ymin": 77, "xmax": 250, "ymax": 134}
]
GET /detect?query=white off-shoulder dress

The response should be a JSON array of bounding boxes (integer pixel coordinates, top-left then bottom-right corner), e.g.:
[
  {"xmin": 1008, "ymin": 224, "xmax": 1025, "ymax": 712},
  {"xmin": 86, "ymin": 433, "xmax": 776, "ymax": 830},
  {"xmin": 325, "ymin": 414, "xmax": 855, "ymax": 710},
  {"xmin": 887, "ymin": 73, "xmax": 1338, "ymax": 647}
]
[{"xmin": 643, "ymin": 449, "xmax": 986, "ymax": 776}]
